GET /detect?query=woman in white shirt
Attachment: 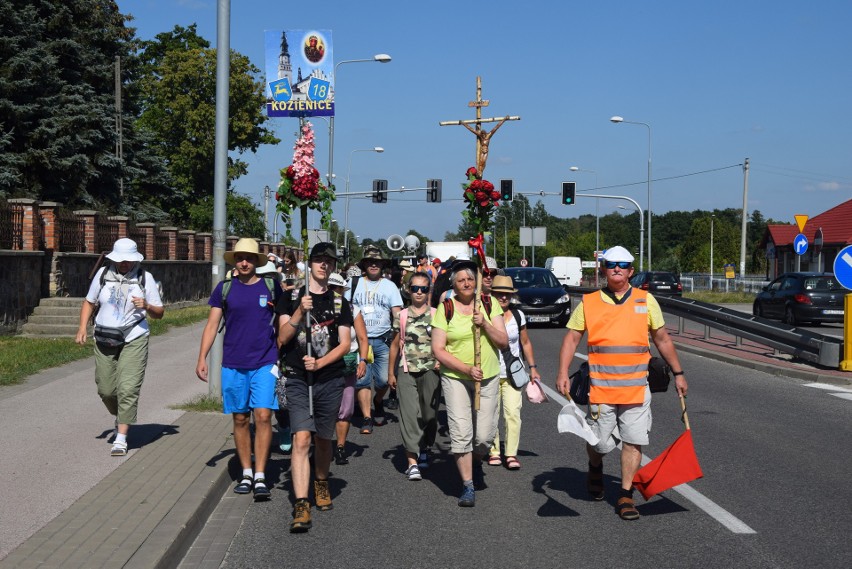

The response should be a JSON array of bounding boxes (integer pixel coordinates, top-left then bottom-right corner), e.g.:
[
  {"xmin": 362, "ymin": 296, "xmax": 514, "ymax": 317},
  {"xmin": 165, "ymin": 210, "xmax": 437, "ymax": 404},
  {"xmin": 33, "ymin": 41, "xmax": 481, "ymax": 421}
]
[{"xmin": 76, "ymin": 238, "xmax": 164, "ymax": 457}]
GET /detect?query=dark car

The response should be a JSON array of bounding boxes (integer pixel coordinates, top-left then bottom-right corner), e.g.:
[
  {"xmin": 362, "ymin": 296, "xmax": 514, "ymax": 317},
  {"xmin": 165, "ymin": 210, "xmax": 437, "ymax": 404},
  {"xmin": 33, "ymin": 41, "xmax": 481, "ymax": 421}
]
[
  {"xmin": 752, "ymin": 272, "xmax": 848, "ymax": 325},
  {"xmin": 630, "ymin": 271, "xmax": 683, "ymax": 296},
  {"xmin": 503, "ymin": 267, "xmax": 572, "ymax": 327}
]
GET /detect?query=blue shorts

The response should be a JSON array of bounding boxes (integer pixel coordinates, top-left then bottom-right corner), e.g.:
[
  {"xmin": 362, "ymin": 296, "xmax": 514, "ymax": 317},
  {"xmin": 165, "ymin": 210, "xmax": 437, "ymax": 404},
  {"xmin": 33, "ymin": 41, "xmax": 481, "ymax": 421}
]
[
  {"xmin": 221, "ymin": 364, "xmax": 279, "ymax": 414},
  {"xmin": 355, "ymin": 337, "xmax": 390, "ymax": 390}
]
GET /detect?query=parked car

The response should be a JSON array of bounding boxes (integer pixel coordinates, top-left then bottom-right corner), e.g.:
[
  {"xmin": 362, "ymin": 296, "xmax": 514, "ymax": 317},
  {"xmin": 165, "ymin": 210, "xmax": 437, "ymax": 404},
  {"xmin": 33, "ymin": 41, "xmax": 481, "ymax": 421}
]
[
  {"xmin": 503, "ymin": 267, "xmax": 572, "ymax": 327},
  {"xmin": 630, "ymin": 271, "xmax": 683, "ymax": 296},
  {"xmin": 752, "ymin": 272, "xmax": 848, "ymax": 325}
]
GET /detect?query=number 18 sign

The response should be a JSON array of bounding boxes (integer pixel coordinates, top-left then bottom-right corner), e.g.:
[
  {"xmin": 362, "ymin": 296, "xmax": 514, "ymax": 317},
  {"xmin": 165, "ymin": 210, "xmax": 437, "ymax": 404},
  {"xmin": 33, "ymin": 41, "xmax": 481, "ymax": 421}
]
[{"xmin": 264, "ymin": 30, "xmax": 335, "ymax": 118}]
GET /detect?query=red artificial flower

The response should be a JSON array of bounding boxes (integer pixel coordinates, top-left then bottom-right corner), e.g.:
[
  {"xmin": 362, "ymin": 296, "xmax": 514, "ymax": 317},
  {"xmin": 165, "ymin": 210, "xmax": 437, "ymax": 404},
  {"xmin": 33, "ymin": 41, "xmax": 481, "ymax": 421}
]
[
  {"xmin": 467, "ymin": 167, "xmax": 478, "ymax": 177},
  {"xmin": 490, "ymin": 190, "xmax": 500, "ymax": 200}
]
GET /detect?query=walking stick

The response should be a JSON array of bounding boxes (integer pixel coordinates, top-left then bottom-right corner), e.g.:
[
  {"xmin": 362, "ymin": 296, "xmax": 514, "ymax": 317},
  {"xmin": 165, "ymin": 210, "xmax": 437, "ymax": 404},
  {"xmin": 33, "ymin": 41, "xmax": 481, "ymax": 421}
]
[
  {"xmin": 300, "ymin": 205, "xmax": 314, "ymax": 418},
  {"xmin": 473, "ymin": 267, "xmax": 482, "ymax": 410}
]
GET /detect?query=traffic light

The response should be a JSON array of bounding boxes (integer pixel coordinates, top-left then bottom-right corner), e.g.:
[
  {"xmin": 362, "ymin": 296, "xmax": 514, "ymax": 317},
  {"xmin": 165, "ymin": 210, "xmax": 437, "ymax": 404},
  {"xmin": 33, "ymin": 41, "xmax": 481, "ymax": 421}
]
[
  {"xmin": 500, "ymin": 179, "xmax": 513, "ymax": 201},
  {"xmin": 561, "ymin": 181, "xmax": 576, "ymax": 205},
  {"xmin": 427, "ymin": 179, "xmax": 442, "ymax": 203},
  {"xmin": 372, "ymin": 179, "xmax": 387, "ymax": 203}
]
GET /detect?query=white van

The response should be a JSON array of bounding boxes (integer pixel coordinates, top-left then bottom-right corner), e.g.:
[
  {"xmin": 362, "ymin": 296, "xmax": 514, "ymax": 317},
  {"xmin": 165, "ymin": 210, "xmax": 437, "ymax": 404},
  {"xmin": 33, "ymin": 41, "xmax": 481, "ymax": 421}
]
[{"xmin": 545, "ymin": 256, "xmax": 582, "ymax": 287}]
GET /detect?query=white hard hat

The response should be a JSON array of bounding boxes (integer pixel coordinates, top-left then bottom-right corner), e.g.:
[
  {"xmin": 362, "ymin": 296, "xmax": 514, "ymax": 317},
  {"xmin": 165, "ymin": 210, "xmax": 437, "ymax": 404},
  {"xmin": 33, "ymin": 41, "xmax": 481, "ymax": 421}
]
[{"xmin": 601, "ymin": 245, "xmax": 634, "ymax": 263}]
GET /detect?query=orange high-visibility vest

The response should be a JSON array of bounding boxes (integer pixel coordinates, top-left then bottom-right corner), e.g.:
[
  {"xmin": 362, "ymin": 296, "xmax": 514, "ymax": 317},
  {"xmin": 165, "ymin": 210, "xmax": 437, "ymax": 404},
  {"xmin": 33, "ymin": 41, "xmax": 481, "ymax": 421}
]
[{"xmin": 584, "ymin": 288, "xmax": 650, "ymax": 405}]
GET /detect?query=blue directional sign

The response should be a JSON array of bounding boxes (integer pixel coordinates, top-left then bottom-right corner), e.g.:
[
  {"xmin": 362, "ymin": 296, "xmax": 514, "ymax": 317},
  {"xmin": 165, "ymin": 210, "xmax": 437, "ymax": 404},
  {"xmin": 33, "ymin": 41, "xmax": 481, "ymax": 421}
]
[
  {"xmin": 833, "ymin": 245, "xmax": 852, "ymax": 290},
  {"xmin": 793, "ymin": 233, "xmax": 809, "ymax": 256}
]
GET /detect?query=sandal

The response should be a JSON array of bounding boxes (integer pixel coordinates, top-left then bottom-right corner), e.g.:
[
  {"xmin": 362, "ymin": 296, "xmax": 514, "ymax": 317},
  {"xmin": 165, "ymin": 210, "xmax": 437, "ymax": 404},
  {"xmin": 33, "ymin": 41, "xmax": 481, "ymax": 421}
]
[
  {"xmin": 505, "ymin": 456, "xmax": 521, "ymax": 470},
  {"xmin": 587, "ymin": 462, "xmax": 604, "ymax": 501},
  {"xmin": 617, "ymin": 496, "xmax": 640, "ymax": 520},
  {"xmin": 233, "ymin": 475, "xmax": 253, "ymax": 495},
  {"xmin": 487, "ymin": 455, "xmax": 502, "ymax": 466},
  {"xmin": 110, "ymin": 441, "xmax": 128, "ymax": 457}
]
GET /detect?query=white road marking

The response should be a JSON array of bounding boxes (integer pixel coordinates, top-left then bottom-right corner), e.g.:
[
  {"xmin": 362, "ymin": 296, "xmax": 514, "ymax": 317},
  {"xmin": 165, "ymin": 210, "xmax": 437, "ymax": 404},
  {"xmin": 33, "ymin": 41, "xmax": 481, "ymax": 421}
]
[
  {"xmin": 803, "ymin": 382, "xmax": 852, "ymax": 393},
  {"xmin": 540, "ymin": 379, "xmax": 757, "ymax": 534},
  {"xmin": 830, "ymin": 393, "xmax": 852, "ymax": 401}
]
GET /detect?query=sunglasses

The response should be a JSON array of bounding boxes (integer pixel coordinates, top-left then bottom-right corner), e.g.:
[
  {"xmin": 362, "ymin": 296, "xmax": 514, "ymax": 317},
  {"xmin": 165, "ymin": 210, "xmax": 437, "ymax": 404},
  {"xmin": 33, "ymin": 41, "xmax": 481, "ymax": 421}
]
[
  {"xmin": 410, "ymin": 285, "xmax": 430, "ymax": 293},
  {"xmin": 605, "ymin": 261, "xmax": 632, "ymax": 269}
]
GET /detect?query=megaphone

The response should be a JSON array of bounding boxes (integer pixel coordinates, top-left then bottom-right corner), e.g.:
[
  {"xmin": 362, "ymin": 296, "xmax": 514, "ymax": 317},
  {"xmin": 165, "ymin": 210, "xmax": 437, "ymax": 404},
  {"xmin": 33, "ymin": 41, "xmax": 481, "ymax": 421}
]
[
  {"xmin": 403, "ymin": 234, "xmax": 420, "ymax": 252},
  {"xmin": 386, "ymin": 234, "xmax": 404, "ymax": 251}
]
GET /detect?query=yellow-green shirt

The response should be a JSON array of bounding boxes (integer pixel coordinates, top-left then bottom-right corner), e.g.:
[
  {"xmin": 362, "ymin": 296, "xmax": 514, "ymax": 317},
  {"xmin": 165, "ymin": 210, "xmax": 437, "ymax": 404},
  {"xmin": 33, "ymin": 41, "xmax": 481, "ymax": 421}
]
[
  {"xmin": 567, "ymin": 288, "xmax": 665, "ymax": 331},
  {"xmin": 431, "ymin": 298, "xmax": 504, "ymax": 380}
]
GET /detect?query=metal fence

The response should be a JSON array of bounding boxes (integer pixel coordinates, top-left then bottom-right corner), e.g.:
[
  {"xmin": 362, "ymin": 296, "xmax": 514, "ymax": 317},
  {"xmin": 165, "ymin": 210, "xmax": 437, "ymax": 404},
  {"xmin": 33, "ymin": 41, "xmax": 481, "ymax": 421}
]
[
  {"xmin": 0, "ymin": 200, "xmax": 22, "ymax": 250},
  {"xmin": 154, "ymin": 233, "xmax": 170, "ymax": 259},
  {"xmin": 96, "ymin": 217, "xmax": 120, "ymax": 254},
  {"xmin": 56, "ymin": 208, "xmax": 86, "ymax": 252},
  {"xmin": 680, "ymin": 273, "xmax": 769, "ymax": 293},
  {"xmin": 176, "ymin": 235, "xmax": 189, "ymax": 260}
]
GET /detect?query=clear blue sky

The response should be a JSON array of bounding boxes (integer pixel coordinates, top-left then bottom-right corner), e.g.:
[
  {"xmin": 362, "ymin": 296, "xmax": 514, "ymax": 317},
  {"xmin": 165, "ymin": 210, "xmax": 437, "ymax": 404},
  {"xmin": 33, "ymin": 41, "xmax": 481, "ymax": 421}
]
[{"xmin": 121, "ymin": 0, "xmax": 852, "ymax": 245}]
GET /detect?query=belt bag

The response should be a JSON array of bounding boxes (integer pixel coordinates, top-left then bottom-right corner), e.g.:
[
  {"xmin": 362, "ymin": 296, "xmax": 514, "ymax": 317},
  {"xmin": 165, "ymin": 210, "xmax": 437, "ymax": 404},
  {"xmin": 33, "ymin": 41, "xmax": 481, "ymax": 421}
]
[
  {"xmin": 94, "ymin": 322, "xmax": 139, "ymax": 347},
  {"xmin": 569, "ymin": 362, "xmax": 591, "ymax": 405},
  {"xmin": 647, "ymin": 356, "xmax": 672, "ymax": 393},
  {"xmin": 501, "ymin": 348, "xmax": 530, "ymax": 389}
]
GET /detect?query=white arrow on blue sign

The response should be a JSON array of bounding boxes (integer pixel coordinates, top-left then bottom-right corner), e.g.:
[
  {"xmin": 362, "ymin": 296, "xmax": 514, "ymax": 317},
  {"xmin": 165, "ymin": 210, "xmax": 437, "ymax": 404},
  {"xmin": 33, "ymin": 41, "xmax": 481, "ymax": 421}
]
[
  {"xmin": 794, "ymin": 233, "xmax": 809, "ymax": 255},
  {"xmin": 833, "ymin": 245, "xmax": 852, "ymax": 290}
]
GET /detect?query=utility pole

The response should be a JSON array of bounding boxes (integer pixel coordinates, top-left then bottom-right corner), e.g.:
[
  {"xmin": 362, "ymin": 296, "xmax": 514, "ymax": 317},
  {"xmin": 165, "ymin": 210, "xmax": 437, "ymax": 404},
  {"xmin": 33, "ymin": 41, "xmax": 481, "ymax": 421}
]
[
  {"xmin": 739, "ymin": 158, "xmax": 750, "ymax": 278},
  {"xmin": 115, "ymin": 56, "xmax": 123, "ymax": 198},
  {"xmin": 263, "ymin": 185, "xmax": 271, "ymax": 242}
]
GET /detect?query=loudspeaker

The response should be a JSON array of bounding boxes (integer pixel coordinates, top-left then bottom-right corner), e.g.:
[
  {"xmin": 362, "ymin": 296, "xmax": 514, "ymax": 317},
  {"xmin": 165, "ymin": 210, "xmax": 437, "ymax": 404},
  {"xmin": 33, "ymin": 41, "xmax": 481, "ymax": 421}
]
[{"xmin": 386, "ymin": 234, "xmax": 404, "ymax": 251}]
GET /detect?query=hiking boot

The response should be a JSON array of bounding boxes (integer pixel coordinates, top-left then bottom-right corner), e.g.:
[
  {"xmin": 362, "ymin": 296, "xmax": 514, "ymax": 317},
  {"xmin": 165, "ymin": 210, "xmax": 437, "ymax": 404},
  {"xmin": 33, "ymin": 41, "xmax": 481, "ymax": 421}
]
[
  {"xmin": 405, "ymin": 464, "xmax": 422, "ymax": 481},
  {"xmin": 290, "ymin": 499, "xmax": 312, "ymax": 533},
  {"xmin": 587, "ymin": 461, "xmax": 605, "ymax": 501},
  {"xmin": 334, "ymin": 445, "xmax": 349, "ymax": 465},
  {"xmin": 314, "ymin": 479, "xmax": 333, "ymax": 510},
  {"xmin": 458, "ymin": 485, "xmax": 475, "ymax": 507}
]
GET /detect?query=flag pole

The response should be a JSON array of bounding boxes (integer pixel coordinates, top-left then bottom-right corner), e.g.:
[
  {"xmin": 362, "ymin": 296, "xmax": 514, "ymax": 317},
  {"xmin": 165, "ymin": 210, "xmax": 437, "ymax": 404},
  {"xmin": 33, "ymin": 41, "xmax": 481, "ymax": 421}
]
[
  {"xmin": 473, "ymin": 266, "xmax": 482, "ymax": 410},
  {"xmin": 679, "ymin": 395, "xmax": 690, "ymax": 431}
]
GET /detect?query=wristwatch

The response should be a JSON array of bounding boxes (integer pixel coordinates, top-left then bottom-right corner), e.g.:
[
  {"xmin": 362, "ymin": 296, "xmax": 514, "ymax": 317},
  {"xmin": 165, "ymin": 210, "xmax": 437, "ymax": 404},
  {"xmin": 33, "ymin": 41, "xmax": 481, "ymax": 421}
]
[
  {"xmin": 529, "ymin": 364, "xmax": 538, "ymax": 369},
  {"xmin": 359, "ymin": 358, "xmax": 368, "ymax": 363},
  {"xmin": 672, "ymin": 370, "xmax": 684, "ymax": 376}
]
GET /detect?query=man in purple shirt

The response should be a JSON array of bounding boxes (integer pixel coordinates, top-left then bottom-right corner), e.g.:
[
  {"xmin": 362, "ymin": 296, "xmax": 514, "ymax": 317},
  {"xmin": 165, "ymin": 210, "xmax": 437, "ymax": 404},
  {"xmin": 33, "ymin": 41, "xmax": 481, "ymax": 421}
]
[{"xmin": 196, "ymin": 238, "xmax": 280, "ymax": 501}]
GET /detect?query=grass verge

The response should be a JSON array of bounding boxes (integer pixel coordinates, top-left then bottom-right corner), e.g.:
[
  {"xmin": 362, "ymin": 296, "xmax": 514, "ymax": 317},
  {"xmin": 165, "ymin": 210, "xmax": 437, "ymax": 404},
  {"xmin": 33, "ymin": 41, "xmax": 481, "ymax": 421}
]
[
  {"xmin": 0, "ymin": 304, "xmax": 210, "ymax": 387},
  {"xmin": 685, "ymin": 291, "xmax": 757, "ymax": 304},
  {"xmin": 169, "ymin": 393, "xmax": 223, "ymax": 413}
]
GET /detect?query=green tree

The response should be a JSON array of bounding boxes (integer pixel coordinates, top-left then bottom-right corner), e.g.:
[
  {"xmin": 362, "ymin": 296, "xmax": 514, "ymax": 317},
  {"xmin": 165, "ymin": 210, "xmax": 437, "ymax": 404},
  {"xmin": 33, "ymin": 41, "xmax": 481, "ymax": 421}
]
[
  {"xmin": 0, "ymin": 0, "xmax": 139, "ymax": 207},
  {"xmin": 136, "ymin": 26, "xmax": 279, "ymax": 224},
  {"xmin": 187, "ymin": 191, "xmax": 266, "ymax": 238}
]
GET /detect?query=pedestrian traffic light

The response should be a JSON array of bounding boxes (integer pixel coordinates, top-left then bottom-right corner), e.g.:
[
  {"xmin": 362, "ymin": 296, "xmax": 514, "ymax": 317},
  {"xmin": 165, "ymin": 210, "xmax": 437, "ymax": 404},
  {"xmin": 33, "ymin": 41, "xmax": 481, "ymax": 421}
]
[
  {"xmin": 372, "ymin": 179, "xmax": 387, "ymax": 203},
  {"xmin": 561, "ymin": 181, "xmax": 576, "ymax": 205},
  {"xmin": 427, "ymin": 179, "xmax": 442, "ymax": 203},
  {"xmin": 500, "ymin": 179, "xmax": 513, "ymax": 201}
]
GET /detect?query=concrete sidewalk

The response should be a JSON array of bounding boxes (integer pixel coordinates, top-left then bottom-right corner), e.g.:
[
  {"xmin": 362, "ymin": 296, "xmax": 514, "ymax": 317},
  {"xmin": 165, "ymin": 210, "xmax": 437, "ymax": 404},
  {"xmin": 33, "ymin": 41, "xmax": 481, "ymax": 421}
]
[{"xmin": 0, "ymin": 322, "xmax": 238, "ymax": 568}]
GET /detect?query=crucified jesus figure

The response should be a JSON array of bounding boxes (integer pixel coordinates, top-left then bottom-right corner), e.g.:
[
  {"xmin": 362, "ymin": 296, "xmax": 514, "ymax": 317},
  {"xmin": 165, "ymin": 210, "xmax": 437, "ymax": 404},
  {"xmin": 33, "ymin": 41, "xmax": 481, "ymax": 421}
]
[{"xmin": 462, "ymin": 117, "xmax": 508, "ymax": 176}]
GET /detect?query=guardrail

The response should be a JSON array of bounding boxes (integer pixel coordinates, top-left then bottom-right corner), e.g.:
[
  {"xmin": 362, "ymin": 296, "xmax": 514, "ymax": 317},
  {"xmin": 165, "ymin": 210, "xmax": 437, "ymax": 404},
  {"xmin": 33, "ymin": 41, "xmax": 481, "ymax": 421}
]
[{"xmin": 569, "ymin": 287, "xmax": 844, "ymax": 368}]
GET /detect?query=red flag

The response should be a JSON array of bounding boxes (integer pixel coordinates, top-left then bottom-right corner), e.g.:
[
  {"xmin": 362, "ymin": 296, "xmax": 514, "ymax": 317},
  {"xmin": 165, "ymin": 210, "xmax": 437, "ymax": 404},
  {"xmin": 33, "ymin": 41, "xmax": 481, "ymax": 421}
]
[{"xmin": 633, "ymin": 430, "xmax": 703, "ymax": 500}]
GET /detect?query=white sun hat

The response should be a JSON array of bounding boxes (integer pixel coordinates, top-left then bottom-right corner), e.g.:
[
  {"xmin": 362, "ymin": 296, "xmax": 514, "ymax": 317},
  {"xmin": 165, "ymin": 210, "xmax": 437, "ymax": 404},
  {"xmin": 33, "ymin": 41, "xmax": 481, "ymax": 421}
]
[{"xmin": 106, "ymin": 238, "xmax": 144, "ymax": 263}]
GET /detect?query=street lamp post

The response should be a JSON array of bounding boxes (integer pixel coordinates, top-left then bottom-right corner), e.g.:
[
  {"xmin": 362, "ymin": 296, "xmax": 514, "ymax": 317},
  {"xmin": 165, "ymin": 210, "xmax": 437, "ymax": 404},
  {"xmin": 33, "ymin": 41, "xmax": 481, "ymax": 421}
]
[
  {"xmin": 343, "ymin": 147, "xmax": 384, "ymax": 262},
  {"xmin": 615, "ymin": 203, "xmax": 644, "ymax": 272},
  {"xmin": 570, "ymin": 165, "xmax": 600, "ymax": 282},
  {"xmin": 710, "ymin": 214, "xmax": 715, "ymax": 291},
  {"xmin": 327, "ymin": 54, "xmax": 392, "ymax": 190},
  {"xmin": 610, "ymin": 116, "xmax": 652, "ymax": 270}
]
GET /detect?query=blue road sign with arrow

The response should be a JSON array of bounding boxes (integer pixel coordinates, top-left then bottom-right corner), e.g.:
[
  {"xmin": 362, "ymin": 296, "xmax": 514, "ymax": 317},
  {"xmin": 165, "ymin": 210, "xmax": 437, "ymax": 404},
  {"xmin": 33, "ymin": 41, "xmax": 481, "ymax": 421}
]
[
  {"xmin": 833, "ymin": 245, "xmax": 852, "ymax": 290},
  {"xmin": 794, "ymin": 233, "xmax": 809, "ymax": 256}
]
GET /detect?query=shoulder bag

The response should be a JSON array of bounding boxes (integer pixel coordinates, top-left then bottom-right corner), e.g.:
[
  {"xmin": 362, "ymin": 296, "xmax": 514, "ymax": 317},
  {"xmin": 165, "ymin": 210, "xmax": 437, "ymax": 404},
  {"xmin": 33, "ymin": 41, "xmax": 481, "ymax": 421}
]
[{"xmin": 501, "ymin": 347, "xmax": 530, "ymax": 389}]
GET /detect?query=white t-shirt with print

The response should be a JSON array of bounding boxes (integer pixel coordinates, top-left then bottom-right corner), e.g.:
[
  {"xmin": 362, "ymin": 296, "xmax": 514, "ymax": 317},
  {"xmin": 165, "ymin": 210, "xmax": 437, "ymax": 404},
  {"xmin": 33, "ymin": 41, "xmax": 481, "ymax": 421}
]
[
  {"xmin": 348, "ymin": 277, "xmax": 402, "ymax": 337},
  {"xmin": 86, "ymin": 267, "xmax": 163, "ymax": 343}
]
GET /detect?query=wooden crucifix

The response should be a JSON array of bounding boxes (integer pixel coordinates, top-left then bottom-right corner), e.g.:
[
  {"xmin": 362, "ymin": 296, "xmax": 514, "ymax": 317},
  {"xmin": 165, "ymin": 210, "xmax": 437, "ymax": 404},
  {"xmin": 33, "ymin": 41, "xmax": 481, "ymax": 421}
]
[{"xmin": 439, "ymin": 76, "xmax": 520, "ymax": 177}]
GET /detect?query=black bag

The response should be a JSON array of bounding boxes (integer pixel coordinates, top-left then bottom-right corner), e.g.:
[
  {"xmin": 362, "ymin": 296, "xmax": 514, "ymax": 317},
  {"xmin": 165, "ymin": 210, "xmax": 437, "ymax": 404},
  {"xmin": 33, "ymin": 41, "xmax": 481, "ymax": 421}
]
[
  {"xmin": 569, "ymin": 361, "xmax": 591, "ymax": 405},
  {"xmin": 93, "ymin": 323, "xmax": 137, "ymax": 347},
  {"xmin": 647, "ymin": 356, "xmax": 672, "ymax": 393},
  {"xmin": 501, "ymin": 348, "xmax": 530, "ymax": 389}
]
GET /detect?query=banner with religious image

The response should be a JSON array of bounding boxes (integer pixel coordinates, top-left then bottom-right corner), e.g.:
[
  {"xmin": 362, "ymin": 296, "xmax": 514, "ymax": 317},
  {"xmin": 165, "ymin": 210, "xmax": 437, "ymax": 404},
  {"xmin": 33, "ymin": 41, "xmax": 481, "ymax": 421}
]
[{"xmin": 264, "ymin": 29, "xmax": 334, "ymax": 117}]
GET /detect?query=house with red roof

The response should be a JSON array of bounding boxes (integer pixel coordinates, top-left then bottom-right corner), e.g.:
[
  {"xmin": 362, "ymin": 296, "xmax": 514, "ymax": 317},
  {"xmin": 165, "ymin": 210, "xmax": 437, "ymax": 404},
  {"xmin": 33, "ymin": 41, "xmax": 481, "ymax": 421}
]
[{"xmin": 760, "ymin": 198, "xmax": 852, "ymax": 279}]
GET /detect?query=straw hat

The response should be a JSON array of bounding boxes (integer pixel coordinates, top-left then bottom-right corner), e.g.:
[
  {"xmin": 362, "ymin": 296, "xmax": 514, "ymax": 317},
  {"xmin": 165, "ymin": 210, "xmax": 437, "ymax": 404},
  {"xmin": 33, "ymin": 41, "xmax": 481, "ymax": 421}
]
[
  {"xmin": 223, "ymin": 238, "xmax": 264, "ymax": 266},
  {"xmin": 491, "ymin": 275, "xmax": 518, "ymax": 293}
]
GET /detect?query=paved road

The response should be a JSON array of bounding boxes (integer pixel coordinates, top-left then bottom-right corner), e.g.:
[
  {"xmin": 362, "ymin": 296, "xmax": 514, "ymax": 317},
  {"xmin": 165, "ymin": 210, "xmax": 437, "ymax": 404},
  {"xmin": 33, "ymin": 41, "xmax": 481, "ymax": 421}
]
[{"xmin": 186, "ymin": 327, "xmax": 852, "ymax": 569}]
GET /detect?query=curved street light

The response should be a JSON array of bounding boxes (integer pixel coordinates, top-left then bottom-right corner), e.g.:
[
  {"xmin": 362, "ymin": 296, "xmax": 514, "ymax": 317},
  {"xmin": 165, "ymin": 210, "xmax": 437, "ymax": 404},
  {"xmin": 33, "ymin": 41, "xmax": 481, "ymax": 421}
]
[
  {"xmin": 327, "ymin": 54, "xmax": 392, "ymax": 189},
  {"xmin": 610, "ymin": 115, "xmax": 652, "ymax": 270},
  {"xmin": 570, "ymin": 165, "xmax": 601, "ymax": 280}
]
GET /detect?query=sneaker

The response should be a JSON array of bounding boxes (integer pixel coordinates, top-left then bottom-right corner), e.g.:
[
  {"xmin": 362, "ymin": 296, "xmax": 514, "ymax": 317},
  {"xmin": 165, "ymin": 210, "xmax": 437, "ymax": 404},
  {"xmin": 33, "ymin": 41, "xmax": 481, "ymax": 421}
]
[
  {"xmin": 278, "ymin": 426, "xmax": 292, "ymax": 453},
  {"xmin": 417, "ymin": 450, "xmax": 430, "ymax": 470},
  {"xmin": 360, "ymin": 417, "xmax": 373, "ymax": 434},
  {"xmin": 405, "ymin": 464, "xmax": 422, "ymax": 481},
  {"xmin": 314, "ymin": 479, "xmax": 333, "ymax": 511},
  {"xmin": 458, "ymin": 485, "xmax": 475, "ymax": 507},
  {"xmin": 290, "ymin": 499, "xmax": 312, "ymax": 533},
  {"xmin": 253, "ymin": 478, "xmax": 271, "ymax": 501},
  {"xmin": 110, "ymin": 441, "xmax": 128, "ymax": 457},
  {"xmin": 233, "ymin": 475, "xmax": 253, "ymax": 495},
  {"xmin": 334, "ymin": 445, "xmax": 349, "ymax": 465}
]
